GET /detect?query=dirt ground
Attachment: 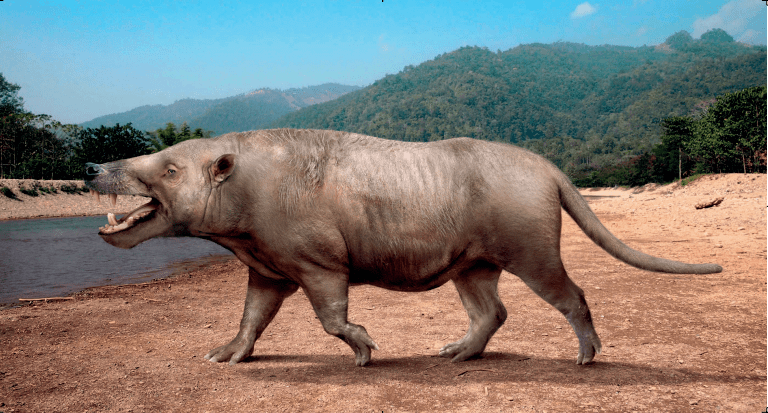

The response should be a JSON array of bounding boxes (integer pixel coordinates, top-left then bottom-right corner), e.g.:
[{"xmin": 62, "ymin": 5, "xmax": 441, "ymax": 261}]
[
  {"xmin": 0, "ymin": 179, "xmax": 147, "ymax": 220},
  {"xmin": 0, "ymin": 173, "xmax": 765, "ymax": 412}
]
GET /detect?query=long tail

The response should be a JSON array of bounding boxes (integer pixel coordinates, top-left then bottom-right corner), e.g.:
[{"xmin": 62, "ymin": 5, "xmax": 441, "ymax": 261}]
[{"xmin": 556, "ymin": 174, "xmax": 722, "ymax": 274}]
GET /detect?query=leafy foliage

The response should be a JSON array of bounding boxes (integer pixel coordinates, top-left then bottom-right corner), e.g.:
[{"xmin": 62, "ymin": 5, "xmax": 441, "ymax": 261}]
[
  {"xmin": 69, "ymin": 123, "xmax": 153, "ymax": 168},
  {"xmin": 0, "ymin": 73, "xmax": 24, "ymax": 117},
  {"xmin": 686, "ymin": 86, "xmax": 766, "ymax": 173},
  {"xmin": 147, "ymin": 122, "xmax": 212, "ymax": 152},
  {"xmin": 187, "ymin": 90, "xmax": 295, "ymax": 135},
  {"xmin": 1, "ymin": 185, "xmax": 16, "ymax": 199},
  {"xmin": 2, "ymin": 30, "xmax": 765, "ymax": 184},
  {"xmin": 572, "ymin": 86, "xmax": 767, "ymax": 186},
  {"xmin": 272, "ymin": 33, "xmax": 765, "ymax": 179},
  {"xmin": 0, "ymin": 73, "xmax": 155, "ymax": 179},
  {"xmin": 0, "ymin": 112, "xmax": 77, "ymax": 179}
]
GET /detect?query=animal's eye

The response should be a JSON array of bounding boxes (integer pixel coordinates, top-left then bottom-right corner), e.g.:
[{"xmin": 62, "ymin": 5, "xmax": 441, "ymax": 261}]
[{"xmin": 167, "ymin": 168, "xmax": 176, "ymax": 175}]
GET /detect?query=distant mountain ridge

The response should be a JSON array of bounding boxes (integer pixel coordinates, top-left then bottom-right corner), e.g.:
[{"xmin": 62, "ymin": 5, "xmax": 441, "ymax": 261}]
[
  {"xmin": 80, "ymin": 83, "xmax": 361, "ymax": 135},
  {"xmin": 271, "ymin": 29, "xmax": 766, "ymax": 172}
]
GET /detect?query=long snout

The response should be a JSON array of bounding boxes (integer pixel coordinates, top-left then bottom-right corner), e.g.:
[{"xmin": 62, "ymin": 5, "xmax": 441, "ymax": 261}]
[
  {"xmin": 83, "ymin": 160, "xmax": 135, "ymax": 195},
  {"xmin": 85, "ymin": 162, "xmax": 107, "ymax": 179}
]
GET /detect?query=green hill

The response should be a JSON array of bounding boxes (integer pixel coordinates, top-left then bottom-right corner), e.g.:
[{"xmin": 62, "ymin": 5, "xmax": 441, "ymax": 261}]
[
  {"xmin": 272, "ymin": 29, "xmax": 766, "ymax": 172},
  {"xmin": 81, "ymin": 83, "xmax": 361, "ymax": 135}
]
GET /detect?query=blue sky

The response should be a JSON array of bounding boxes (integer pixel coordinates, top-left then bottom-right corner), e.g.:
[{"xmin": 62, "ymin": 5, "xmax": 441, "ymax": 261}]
[{"xmin": 2, "ymin": 0, "xmax": 766, "ymax": 124}]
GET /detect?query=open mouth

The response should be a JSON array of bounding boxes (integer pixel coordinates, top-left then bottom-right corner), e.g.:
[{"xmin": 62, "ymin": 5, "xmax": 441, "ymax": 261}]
[{"xmin": 91, "ymin": 190, "xmax": 160, "ymax": 235}]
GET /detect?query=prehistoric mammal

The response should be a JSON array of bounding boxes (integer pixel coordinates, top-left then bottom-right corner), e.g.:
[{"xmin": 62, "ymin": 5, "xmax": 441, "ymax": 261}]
[{"xmin": 84, "ymin": 128, "xmax": 722, "ymax": 367}]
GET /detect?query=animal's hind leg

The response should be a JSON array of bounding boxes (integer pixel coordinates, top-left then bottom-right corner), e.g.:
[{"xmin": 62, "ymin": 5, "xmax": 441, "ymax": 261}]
[
  {"xmin": 511, "ymin": 259, "xmax": 602, "ymax": 365},
  {"xmin": 439, "ymin": 263, "xmax": 507, "ymax": 362}
]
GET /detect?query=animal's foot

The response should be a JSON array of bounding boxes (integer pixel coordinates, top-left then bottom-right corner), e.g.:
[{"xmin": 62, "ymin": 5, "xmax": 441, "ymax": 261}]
[
  {"xmin": 575, "ymin": 333, "xmax": 602, "ymax": 365},
  {"xmin": 204, "ymin": 337, "xmax": 255, "ymax": 365},
  {"xmin": 438, "ymin": 337, "xmax": 485, "ymax": 362},
  {"xmin": 343, "ymin": 324, "xmax": 379, "ymax": 367}
]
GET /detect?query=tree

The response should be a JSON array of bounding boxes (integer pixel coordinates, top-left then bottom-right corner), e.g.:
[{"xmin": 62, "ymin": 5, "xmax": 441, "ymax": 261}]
[
  {"xmin": 176, "ymin": 122, "xmax": 192, "ymax": 143},
  {"xmin": 658, "ymin": 116, "xmax": 695, "ymax": 181},
  {"xmin": 71, "ymin": 123, "xmax": 151, "ymax": 169},
  {"xmin": 0, "ymin": 74, "xmax": 25, "ymax": 177},
  {"xmin": 147, "ymin": 122, "xmax": 212, "ymax": 152},
  {"xmin": 0, "ymin": 73, "xmax": 24, "ymax": 117},
  {"xmin": 665, "ymin": 30, "xmax": 693, "ymax": 50},
  {"xmin": 567, "ymin": 86, "xmax": 766, "ymax": 186},
  {"xmin": 692, "ymin": 86, "xmax": 766, "ymax": 173},
  {"xmin": 159, "ymin": 122, "xmax": 177, "ymax": 147},
  {"xmin": 192, "ymin": 128, "xmax": 207, "ymax": 139},
  {"xmin": 700, "ymin": 28, "xmax": 734, "ymax": 44}
]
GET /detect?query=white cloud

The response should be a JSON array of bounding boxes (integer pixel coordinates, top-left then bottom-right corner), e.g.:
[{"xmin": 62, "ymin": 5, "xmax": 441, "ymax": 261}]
[
  {"xmin": 737, "ymin": 29, "xmax": 761, "ymax": 44},
  {"xmin": 378, "ymin": 34, "xmax": 390, "ymax": 53},
  {"xmin": 692, "ymin": 0, "xmax": 763, "ymax": 38},
  {"xmin": 571, "ymin": 2, "xmax": 597, "ymax": 19}
]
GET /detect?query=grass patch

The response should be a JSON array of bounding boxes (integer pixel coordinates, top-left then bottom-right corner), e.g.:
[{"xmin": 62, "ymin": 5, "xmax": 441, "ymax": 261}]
[
  {"xmin": 19, "ymin": 187, "xmax": 39, "ymax": 197},
  {"xmin": 60, "ymin": 184, "xmax": 90, "ymax": 194},
  {"xmin": 680, "ymin": 174, "xmax": 706, "ymax": 186},
  {"xmin": 61, "ymin": 184, "xmax": 80, "ymax": 194},
  {"xmin": 1, "ymin": 186, "xmax": 17, "ymax": 199},
  {"xmin": 38, "ymin": 186, "xmax": 57, "ymax": 194}
]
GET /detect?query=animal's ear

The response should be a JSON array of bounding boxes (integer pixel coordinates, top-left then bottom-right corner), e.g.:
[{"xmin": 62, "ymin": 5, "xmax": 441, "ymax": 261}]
[{"xmin": 211, "ymin": 154, "xmax": 236, "ymax": 183}]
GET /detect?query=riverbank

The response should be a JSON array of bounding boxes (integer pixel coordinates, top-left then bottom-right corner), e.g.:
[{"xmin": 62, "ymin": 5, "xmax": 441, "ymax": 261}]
[
  {"xmin": 0, "ymin": 179, "xmax": 148, "ymax": 220},
  {"xmin": 1, "ymin": 174, "xmax": 764, "ymax": 220},
  {"xmin": 0, "ymin": 173, "xmax": 764, "ymax": 411}
]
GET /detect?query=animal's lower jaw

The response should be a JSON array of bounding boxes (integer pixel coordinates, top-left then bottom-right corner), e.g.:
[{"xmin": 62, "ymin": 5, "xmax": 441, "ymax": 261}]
[{"xmin": 98, "ymin": 200, "xmax": 160, "ymax": 235}]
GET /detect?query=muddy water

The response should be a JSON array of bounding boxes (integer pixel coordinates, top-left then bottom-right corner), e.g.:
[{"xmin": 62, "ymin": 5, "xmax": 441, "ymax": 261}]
[{"xmin": 0, "ymin": 215, "xmax": 232, "ymax": 305}]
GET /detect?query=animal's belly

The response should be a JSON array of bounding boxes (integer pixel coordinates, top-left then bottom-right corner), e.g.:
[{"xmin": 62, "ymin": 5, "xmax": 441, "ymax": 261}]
[{"xmin": 347, "ymin": 245, "xmax": 474, "ymax": 292}]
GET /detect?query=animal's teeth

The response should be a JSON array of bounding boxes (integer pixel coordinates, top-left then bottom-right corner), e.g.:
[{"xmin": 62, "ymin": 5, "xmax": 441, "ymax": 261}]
[
  {"xmin": 111, "ymin": 221, "xmax": 131, "ymax": 232},
  {"xmin": 90, "ymin": 189, "xmax": 100, "ymax": 203},
  {"xmin": 108, "ymin": 213, "xmax": 118, "ymax": 226},
  {"xmin": 109, "ymin": 193, "xmax": 117, "ymax": 206}
]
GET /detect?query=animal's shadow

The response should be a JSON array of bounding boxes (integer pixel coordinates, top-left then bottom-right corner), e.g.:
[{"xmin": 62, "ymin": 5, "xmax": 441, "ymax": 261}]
[{"xmin": 230, "ymin": 351, "xmax": 760, "ymax": 386}]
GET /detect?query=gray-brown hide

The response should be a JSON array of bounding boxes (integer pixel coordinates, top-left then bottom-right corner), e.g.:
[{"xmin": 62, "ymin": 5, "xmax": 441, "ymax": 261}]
[{"xmin": 84, "ymin": 129, "xmax": 722, "ymax": 367}]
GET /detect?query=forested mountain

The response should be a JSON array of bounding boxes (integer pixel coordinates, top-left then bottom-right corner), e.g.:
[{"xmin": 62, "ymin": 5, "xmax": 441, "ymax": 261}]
[
  {"xmin": 272, "ymin": 29, "xmax": 766, "ymax": 173},
  {"xmin": 81, "ymin": 83, "xmax": 360, "ymax": 135}
]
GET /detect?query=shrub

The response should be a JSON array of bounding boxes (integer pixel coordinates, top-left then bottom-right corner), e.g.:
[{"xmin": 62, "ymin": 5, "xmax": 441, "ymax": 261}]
[
  {"xmin": 1, "ymin": 186, "xmax": 17, "ymax": 199},
  {"xmin": 680, "ymin": 173, "xmax": 705, "ymax": 186},
  {"xmin": 61, "ymin": 184, "xmax": 89, "ymax": 194},
  {"xmin": 19, "ymin": 186, "xmax": 39, "ymax": 196},
  {"xmin": 61, "ymin": 184, "xmax": 78, "ymax": 194}
]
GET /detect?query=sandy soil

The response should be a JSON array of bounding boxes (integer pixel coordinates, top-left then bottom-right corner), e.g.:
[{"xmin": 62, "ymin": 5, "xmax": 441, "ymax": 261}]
[
  {"xmin": 0, "ymin": 173, "xmax": 765, "ymax": 412},
  {"xmin": 0, "ymin": 179, "xmax": 147, "ymax": 220}
]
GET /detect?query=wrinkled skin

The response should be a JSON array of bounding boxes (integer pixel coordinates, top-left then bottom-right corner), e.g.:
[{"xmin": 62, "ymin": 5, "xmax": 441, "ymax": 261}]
[{"xmin": 85, "ymin": 129, "xmax": 722, "ymax": 367}]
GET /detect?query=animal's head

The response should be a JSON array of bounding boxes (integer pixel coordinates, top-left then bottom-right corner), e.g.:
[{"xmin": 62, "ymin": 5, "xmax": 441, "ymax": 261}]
[{"xmin": 84, "ymin": 138, "xmax": 238, "ymax": 249}]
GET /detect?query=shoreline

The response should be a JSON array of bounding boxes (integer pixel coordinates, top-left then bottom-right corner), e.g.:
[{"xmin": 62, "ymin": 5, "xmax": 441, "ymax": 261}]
[
  {"xmin": 0, "ymin": 173, "xmax": 764, "ymax": 411},
  {"xmin": 2, "ymin": 173, "xmax": 762, "ymax": 304},
  {"xmin": 0, "ymin": 177, "xmax": 675, "ymax": 222},
  {"xmin": 0, "ymin": 178, "xmax": 148, "ymax": 221}
]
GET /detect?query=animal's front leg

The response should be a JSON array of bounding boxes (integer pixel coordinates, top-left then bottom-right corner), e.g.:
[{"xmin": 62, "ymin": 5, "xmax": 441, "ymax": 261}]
[
  {"xmin": 302, "ymin": 275, "xmax": 379, "ymax": 366},
  {"xmin": 205, "ymin": 268, "xmax": 298, "ymax": 365}
]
